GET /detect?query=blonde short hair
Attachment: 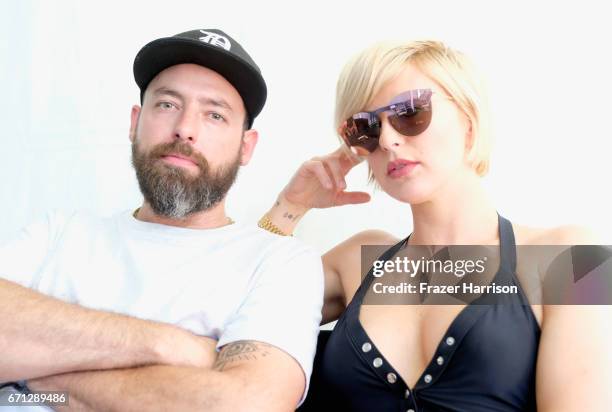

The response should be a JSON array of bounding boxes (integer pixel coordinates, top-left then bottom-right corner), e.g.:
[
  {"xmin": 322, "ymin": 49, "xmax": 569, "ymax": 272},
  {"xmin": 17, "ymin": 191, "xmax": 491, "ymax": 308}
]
[{"xmin": 335, "ymin": 40, "xmax": 491, "ymax": 177}]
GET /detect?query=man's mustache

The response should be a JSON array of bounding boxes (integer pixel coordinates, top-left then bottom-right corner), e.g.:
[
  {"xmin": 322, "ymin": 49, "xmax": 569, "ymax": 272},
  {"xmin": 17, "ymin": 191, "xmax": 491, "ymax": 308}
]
[{"xmin": 148, "ymin": 141, "xmax": 209, "ymax": 170}]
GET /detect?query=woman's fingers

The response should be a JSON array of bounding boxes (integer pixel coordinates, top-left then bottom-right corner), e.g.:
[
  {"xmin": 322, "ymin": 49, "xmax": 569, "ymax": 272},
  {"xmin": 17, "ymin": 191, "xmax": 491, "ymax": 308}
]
[
  {"xmin": 316, "ymin": 146, "xmax": 363, "ymax": 188},
  {"xmin": 304, "ymin": 159, "xmax": 334, "ymax": 189},
  {"xmin": 339, "ymin": 147, "xmax": 364, "ymax": 171},
  {"xmin": 297, "ymin": 146, "xmax": 367, "ymax": 203},
  {"xmin": 335, "ymin": 191, "xmax": 371, "ymax": 206},
  {"xmin": 294, "ymin": 157, "xmax": 371, "ymax": 209},
  {"xmin": 328, "ymin": 145, "xmax": 364, "ymax": 174},
  {"xmin": 322, "ymin": 157, "xmax": 347, "ymax": 190}
]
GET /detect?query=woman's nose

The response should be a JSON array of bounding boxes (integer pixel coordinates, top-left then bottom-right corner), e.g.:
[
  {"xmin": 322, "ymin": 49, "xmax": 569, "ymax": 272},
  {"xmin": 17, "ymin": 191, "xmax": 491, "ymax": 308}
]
[{"xmin": 377, "ymin": 117, "xmax": 403, "ymax": 152}]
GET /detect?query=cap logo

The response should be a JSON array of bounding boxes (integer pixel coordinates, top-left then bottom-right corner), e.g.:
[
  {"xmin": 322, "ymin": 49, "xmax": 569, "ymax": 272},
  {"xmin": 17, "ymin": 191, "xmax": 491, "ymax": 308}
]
[{"xmin": 198, "ymin": 30, "xmax": 231, "ymax": 51}]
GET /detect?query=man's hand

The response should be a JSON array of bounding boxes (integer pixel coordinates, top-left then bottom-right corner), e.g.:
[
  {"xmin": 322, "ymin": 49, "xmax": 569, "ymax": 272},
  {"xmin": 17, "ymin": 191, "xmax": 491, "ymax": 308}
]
[{"xmin": 154, "ymin": 331, "xmax": 218, "ymax": 369}]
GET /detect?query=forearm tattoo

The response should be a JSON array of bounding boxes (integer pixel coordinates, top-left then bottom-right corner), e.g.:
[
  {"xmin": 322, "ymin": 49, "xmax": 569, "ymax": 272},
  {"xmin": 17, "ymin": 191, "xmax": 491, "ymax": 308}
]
[
  {"xmin": 274, "ymin": 199, "xmax": 301, "ymax": 221},
  {"xmin": 213, "ymin": 341, "xmax": 272, "ymax": 371},
  {"xmin": 282, "ymin": 212, "xmax": 301, "ymax": 221}
]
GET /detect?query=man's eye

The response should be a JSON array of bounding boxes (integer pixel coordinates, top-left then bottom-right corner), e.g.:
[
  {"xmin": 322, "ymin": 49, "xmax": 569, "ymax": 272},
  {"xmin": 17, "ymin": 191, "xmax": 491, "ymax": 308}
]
[
  {"xmin": 209, "ymin": 112, "xmax": 225, "ymax": 121},
  {"xmin": 158, "ymin": 102, "xmax": 176, "ymax": 110}
]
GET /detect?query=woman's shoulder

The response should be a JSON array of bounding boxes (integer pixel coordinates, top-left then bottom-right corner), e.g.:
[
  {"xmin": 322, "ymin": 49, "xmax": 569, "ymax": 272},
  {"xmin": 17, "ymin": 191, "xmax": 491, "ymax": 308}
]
[
  {"xmin": 345, "ymin": 229, "xmax": 401, "ymax": 247},
  {"xmin": 512, "ymin": 222, "xmax": 600, "ymax": 245},
  {"xmin": 323, "ymin": 230, "xmax": 400, "ymax": 298},
  {"xmin": 325, "ymin": 229, "xmax": 399, "ymax": 262}
]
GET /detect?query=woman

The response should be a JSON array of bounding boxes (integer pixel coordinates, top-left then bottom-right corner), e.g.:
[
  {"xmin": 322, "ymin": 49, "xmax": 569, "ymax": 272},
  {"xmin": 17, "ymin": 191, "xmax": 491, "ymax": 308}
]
[{"xmin": 260, "ymin": 41, "xmax": 610, "ymax": 411}]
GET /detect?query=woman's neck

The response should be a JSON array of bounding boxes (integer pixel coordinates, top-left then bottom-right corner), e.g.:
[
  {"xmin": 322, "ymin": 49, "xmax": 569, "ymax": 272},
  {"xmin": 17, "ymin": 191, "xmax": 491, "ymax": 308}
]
[{"xmin": 409, "ymin": 173, "xmax": 499, "ymax": 245}]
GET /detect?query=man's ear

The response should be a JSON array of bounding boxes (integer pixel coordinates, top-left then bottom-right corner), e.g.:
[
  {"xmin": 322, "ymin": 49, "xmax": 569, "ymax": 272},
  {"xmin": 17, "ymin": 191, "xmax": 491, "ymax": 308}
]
[
  {"xmin": 240, "ymin": 129, "xmax": 259, "ymax": 166},
  {"xmin": 129, "ymin": 105, "xmax": 141, "ymax": 143}
]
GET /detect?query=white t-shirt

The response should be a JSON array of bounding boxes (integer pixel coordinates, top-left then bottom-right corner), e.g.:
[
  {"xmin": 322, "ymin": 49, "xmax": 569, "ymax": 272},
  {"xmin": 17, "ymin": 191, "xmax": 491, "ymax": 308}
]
[{"xmin": 0, "ymin": 210, "xmax": 324, "ymax": 410}]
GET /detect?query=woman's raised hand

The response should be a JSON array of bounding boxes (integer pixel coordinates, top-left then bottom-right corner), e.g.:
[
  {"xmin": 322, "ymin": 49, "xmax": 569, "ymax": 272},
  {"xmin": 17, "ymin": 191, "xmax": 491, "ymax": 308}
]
[
  {"xmin": 260, "ymin": 147, "xmax": 371, "ymax": 236},
  {"xmin": 280, "ymin": 146, "xmax": 371, "ymax": 211}
]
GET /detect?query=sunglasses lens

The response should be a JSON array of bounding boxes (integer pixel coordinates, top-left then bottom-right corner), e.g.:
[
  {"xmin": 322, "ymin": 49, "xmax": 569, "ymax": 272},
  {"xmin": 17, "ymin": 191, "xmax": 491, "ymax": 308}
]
[
  {"xmin": 343, "ymin": 116, "xmax": 380, "ymax": 154},
  {"xmin": 389, "ymin": 106, "xmax": 432, "ymax": 136}
]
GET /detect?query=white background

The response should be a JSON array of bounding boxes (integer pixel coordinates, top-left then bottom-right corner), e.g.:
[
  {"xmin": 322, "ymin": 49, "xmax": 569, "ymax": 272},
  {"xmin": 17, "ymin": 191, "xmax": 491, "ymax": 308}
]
[{"xmin": 2, "ymin": 0, "xmax": 611, "ymax": 253}]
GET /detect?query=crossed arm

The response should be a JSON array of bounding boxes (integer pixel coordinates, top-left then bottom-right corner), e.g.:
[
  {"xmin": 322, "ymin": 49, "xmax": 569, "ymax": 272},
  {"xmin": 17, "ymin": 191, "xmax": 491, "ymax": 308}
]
[
  {"xmin": 29, "ymin": 340, "xmax": 304, "ymax": 412},
  {"xmin": 0, "ymin": 279, "xmax": 216, "ymax": 382},
  {"xmin": 1, "ymin": 279, "xmax": 305, "ymax": 411}
]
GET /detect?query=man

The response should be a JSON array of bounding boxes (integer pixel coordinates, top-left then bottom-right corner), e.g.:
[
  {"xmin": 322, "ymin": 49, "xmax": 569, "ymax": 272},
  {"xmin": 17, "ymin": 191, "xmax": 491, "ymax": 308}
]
[{"xmin": 0, "ymin": 29, "xmax": 323, "ymax": 411}]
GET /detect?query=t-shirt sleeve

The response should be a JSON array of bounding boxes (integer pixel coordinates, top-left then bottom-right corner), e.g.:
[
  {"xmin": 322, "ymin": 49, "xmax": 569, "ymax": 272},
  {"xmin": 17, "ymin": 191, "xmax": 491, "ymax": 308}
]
[
  {"xmin": 217, "ymin": 239, "xmax": 324, "ymax": 408},
  {"xmin": 0, "ymin": 211, "xmax": 67, "ymax": 289}
]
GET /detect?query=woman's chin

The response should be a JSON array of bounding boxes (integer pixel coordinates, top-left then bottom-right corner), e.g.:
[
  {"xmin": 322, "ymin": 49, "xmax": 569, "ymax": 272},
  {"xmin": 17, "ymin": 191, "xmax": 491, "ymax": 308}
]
[{"xmin": 381, "ymin": 184, "xmax": 432, "ymax": 205}]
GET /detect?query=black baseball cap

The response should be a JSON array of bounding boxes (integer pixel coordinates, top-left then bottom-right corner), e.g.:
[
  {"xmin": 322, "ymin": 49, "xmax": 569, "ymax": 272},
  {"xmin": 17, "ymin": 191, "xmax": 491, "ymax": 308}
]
[{"xmin": 133, "ymin": 29, "xmax": 267, "ymax": 128}]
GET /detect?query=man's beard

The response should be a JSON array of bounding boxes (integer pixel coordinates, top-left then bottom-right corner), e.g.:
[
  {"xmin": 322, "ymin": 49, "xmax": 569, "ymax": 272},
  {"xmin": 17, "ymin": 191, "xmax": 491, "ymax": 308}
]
[{"xmin": 131, "ymin": 139, "xmax": 241, "ymax": 219}]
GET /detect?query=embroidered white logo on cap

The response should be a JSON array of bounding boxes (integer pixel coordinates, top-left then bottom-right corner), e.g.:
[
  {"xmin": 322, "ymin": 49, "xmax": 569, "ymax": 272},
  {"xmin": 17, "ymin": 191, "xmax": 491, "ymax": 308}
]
[{"xmin": 198, "ymin": 30, "xmax": 231, "ymax": 51}]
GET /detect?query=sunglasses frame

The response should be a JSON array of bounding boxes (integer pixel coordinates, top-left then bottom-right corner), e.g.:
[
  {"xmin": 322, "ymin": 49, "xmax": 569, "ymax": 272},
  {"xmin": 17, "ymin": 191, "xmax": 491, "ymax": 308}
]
[{"xmin": 342, "ymin": 88, "xmax": 434, "ymax": 155}]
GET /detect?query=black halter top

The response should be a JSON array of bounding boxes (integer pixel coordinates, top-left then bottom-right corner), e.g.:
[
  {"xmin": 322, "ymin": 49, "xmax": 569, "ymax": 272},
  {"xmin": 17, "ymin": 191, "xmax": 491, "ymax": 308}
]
[{"xmin": 302, "ymin": 215, "xmax": 541, "ymax": 411}]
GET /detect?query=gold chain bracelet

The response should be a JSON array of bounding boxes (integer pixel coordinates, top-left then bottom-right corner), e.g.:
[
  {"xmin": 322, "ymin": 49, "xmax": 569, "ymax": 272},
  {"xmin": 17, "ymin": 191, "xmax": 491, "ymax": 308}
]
[{"xmin": 258, "ymin": 214, "xmax": 291, "ymax": 236}]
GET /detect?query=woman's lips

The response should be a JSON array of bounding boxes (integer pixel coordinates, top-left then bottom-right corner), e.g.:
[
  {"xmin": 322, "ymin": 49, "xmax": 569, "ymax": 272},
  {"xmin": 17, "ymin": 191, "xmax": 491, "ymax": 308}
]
[{"xmin": 387, "ymin": 159, "xmax": 420, "ymax": 178}]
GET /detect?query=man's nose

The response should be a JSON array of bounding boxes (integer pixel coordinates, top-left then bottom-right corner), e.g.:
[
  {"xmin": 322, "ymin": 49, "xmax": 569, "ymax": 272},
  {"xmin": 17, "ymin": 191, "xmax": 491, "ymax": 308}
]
[{"xmin": 173, "ymin": 106, "xmax": 199, "ymax": 143}]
